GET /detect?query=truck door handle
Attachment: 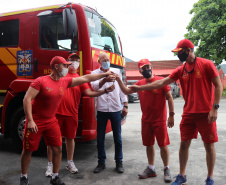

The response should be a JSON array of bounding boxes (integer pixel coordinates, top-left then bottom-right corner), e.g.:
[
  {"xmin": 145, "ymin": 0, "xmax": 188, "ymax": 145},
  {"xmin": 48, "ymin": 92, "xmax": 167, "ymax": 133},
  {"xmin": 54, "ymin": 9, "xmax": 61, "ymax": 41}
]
[{"xmin": 34, "ymin": 58, "xmax": 38, "ymax": 72}]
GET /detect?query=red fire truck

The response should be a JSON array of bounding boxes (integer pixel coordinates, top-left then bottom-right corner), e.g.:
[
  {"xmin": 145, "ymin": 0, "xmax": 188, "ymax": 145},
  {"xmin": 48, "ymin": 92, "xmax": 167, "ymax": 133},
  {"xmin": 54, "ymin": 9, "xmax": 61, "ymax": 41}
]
[{"xmin": 0, "ymin": 3, "xmax": 126, "ymax": 153}]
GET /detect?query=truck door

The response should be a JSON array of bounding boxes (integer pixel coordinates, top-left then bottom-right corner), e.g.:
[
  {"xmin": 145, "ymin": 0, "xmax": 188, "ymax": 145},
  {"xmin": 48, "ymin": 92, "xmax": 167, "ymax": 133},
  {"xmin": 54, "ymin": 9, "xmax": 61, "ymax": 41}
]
[
  {"xmin": 33, "ymin": 11, "xmax": 78, "ymax": 77},
  {"xmin": 0, "ymin": 14, "xmax": 26, "ymax": 91}
]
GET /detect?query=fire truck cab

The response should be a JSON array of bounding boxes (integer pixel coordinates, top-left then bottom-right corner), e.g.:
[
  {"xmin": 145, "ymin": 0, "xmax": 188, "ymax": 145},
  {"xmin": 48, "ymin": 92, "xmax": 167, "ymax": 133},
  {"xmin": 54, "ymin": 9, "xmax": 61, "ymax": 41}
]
[{"xmin": 0, "ymin": 3, "xmax": 126, "ymax": 153}]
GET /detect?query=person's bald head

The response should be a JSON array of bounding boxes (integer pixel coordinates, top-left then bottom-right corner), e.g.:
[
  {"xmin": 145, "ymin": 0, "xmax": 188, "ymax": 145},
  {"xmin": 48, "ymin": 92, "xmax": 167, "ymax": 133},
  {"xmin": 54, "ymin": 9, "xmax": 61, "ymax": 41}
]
[{"xmin": 99, "ymin": 52, "xmax": 109, "ymax": 61}]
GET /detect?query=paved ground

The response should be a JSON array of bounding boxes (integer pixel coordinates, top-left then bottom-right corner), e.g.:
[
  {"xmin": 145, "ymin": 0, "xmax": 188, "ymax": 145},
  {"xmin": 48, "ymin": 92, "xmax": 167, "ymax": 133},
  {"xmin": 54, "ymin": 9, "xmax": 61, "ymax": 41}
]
[{"xmin": 0, "ymin": 98, "xmax": 226, "ymax": 185}]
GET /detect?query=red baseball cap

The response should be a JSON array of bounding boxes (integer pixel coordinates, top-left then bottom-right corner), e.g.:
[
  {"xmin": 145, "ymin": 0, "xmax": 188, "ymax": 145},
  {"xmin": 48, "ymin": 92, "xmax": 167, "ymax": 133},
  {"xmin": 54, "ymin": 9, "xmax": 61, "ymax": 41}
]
[
  {"xmin": 50, "ymin": 56, "xmax": 72, "ymax": 67},
  {"xmin": 67, "ymin": 53, "xmax": 80, "ymax": 60},
  {"xmin": 172, "ymin": 39, "xmax": 194, "ymax": 52},
  {"xmin": 138, "ymin": 59, "xmax": 151, "ymax": 68}
]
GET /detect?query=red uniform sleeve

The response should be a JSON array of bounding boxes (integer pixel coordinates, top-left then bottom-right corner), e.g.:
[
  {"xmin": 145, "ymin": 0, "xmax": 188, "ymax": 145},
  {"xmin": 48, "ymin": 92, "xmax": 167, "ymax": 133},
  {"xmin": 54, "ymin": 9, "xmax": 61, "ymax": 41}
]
[
  {"xmin": 205, "ymin": 60, "xmax": 219, "ymax": 79},
  {"xmin": 169, "ymin": 66, "xmax": 182, "ymax": 81},
  {"xmin": 135, "ymin": 81, "xmax": 140, "ymax": 85},
  {"xmin": 81, "ymin": 83, "xmax": 90, "ymax": 93},
  {"xmin": 30, "ymin": 77, "xmax": 42, "ymax": 91},
  {"xmin": 163, "ymin": 84, "xmax": 171, "ymax": 93}
]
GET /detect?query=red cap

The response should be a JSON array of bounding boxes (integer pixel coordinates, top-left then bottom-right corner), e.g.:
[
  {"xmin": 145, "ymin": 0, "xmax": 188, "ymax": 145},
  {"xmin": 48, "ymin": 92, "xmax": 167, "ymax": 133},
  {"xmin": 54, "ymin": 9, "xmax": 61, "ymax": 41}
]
[
  {"xmin": 67, "ymin": 53, "xmax": 80, "ymax": 60},
  {"xmin": 172, "ymin": 39, "xmax": 194, "ymax": 52},
  {"xmin": 138, "ymin": 59, "xmax": 151, "ymax": 68},
  {"xmin": 50, "ymin": 56, "xmax": 72, "ymax": 67}
]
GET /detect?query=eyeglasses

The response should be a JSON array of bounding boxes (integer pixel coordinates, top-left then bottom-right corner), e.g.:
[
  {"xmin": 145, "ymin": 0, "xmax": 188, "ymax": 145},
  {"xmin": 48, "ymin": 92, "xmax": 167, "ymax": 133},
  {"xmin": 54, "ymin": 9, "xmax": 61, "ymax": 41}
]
[{"xmin": 100, "ymin": 59, "xmax": 110, "ymax": 63}]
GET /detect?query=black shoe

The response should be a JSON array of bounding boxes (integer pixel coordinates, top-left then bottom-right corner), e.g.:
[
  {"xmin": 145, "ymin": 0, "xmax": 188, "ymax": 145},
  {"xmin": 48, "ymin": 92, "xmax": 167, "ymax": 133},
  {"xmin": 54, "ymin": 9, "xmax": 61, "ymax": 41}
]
[
  {"xmin": 20, "ymin": 176, "xmax": 29, "ymax": 185},
  {"xmin": 94, "ymin": 163, "xmax": 106, "ymax": 173},
  {"xmin": 50, "ymin": 176, "xmax": 65, "ymax": 185},
  {"xmin": 115, "ymin": 162, "xmax": 124, "ymax": 173}
]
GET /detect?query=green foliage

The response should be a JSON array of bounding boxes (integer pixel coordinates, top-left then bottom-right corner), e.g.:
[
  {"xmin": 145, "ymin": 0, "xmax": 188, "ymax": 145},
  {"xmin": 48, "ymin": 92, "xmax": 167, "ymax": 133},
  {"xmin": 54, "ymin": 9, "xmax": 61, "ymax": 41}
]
[
  {"xmin": 222, "ymin": 88, "xmax": 226, "ymax": 97},
  {"xmin": 185, "ymin": 0, "xmax": 226, "ymax": 66}
]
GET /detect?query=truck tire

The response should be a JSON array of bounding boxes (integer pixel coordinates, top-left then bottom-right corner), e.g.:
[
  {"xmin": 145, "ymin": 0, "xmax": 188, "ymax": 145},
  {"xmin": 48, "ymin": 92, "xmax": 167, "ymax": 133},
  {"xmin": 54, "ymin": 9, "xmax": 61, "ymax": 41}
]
[{"xmin": 11, "ymin": 107, "xmax": 46, "ymax": 156}]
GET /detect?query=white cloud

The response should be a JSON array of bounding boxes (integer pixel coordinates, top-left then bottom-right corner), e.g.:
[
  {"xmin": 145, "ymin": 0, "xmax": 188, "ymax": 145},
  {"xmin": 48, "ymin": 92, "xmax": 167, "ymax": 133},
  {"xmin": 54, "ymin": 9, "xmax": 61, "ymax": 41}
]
[{"xmin": 0, "ymin": 0, "xmax": 199, "ymax": 61}]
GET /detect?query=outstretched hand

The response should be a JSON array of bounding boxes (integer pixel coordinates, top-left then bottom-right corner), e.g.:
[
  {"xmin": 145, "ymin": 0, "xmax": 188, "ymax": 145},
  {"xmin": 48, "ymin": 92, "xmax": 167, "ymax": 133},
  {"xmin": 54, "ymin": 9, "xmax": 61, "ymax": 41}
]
[
  {"xmin": 114, "ymin": 74, "xmax": 121, "ymax": 82},
  {"xmin": 106, "ymin": 84, "xmax": 115, "ymax": 93},
  {"xmin": 105, "ymin": 70, "xmax": 114, "ymax": 77},
  {"xmin": 105, "ymin": 74, "xmax": 116, "ymax": 82},
  {"xmin": 128, "ymin": 85, "xmax": 140, "ymax": 92}
]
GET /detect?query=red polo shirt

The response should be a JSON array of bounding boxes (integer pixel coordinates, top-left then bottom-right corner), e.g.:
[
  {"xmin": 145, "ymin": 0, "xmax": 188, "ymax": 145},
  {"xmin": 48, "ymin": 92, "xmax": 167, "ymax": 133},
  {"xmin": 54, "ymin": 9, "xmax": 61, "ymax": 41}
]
[
  {"xmin": 56, "ymin": 73, "xmax": 90, "ymax": 117},
  {"xmin": 169, "ymin": 57, "xmax": 219, "ymax": 114},
  {"xmin": 135, "ymin": 76, "xmax": 170, "ymax": 122},
  {"xmin": 30, "ymin": 75, "xmax": 72, "ymax": 123}
]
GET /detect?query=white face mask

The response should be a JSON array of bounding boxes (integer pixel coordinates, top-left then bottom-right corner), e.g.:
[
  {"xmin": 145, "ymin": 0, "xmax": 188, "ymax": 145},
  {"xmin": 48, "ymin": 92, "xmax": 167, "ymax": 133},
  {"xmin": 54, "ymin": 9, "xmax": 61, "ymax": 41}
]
[
  {"xmin": 59, "ymin": 67, "xmax": 68, "ymax": 77},
  {"xmin": 70, "ymin": 61, "xmax": 80, "ymax": 70}
]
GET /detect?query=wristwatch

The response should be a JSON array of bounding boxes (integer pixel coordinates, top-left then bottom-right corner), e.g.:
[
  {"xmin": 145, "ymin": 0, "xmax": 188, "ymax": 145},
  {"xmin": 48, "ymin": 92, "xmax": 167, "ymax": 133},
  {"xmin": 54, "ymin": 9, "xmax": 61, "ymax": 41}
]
[
  {"xmin": 213, "ymin": 104, "xmax": 219, "ymax": 109},
  {"xmin": 123, "ymin": 106, "xmax": 128, "ymax": 109},
  {"xmin": 104, "ymin": 88, "xmax": 108, "ymax": 94},
  {"xmin": 169, "ymin": 112, "xmax": 175, "ymax": 116}
]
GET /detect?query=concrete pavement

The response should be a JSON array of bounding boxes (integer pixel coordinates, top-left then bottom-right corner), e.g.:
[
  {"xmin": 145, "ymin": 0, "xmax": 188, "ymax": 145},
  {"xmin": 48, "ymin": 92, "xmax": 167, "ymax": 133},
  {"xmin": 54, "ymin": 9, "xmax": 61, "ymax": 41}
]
[{"xmin": 0, "ymin": 98, "xmax": 225, "ymax": 185}]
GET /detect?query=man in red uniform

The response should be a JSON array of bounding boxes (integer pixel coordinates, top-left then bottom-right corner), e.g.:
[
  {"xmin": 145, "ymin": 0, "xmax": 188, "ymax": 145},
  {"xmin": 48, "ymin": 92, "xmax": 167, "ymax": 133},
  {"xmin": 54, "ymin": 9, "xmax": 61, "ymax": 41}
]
[
  {"xmin": 45, "ymin": 53, "xmax": 115, "ymax": 176},
  {"xmin": 20, "ymin": 56, "xmax": 113, "ymax": 185},
  {"xmin": 129, "ymin": 39, "xmax": 222, "ymax": 185},
  {"xmin": 115, "ymin": 59, "xmax": 174, "ymax": 183}
]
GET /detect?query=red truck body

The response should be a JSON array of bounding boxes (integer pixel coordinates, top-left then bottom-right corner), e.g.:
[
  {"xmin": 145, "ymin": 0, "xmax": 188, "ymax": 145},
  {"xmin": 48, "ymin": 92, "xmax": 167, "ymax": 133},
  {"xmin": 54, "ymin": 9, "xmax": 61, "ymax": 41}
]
[{"xmin": 0, "ymin": 3, "xmax": 126, "ymax": 151}]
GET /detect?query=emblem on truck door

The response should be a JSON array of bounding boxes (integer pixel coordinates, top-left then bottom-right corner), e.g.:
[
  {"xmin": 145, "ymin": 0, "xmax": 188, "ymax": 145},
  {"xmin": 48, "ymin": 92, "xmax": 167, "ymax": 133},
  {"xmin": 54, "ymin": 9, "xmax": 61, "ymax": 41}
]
[{"xmin": 17, "ymin": 50, "xmax": 33, "ymax": 76}]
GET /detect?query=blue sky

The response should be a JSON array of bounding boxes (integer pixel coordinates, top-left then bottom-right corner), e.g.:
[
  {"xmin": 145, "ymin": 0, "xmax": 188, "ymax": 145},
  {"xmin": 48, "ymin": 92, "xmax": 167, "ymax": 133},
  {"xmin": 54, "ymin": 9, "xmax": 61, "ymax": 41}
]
[{"xmin": 0, "ymin": 0, "xmax": 199, "ymax": 61}]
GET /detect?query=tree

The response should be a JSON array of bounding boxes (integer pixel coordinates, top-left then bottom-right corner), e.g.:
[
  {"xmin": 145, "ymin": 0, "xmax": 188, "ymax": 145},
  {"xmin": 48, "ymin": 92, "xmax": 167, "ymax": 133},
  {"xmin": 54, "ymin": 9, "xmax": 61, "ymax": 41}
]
[{"xmin": 185, "ymin": 0, "xmax": 226, "ymax": 66}]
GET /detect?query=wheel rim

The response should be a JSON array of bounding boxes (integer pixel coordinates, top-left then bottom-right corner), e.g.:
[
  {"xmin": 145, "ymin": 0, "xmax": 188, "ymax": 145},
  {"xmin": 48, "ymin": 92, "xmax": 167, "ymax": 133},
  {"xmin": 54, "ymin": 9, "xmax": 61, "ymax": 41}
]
[{"xmin": 18, "ymin": 116, "xmax": 26, "ymax": 141}]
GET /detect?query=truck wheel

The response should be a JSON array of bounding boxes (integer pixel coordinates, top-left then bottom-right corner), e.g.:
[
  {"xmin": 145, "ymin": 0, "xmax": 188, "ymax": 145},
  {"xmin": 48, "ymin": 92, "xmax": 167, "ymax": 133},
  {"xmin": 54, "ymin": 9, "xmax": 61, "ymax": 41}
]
[{"xmin": 11, "ymin": 107, "xmax": 46, "ymax": 156}]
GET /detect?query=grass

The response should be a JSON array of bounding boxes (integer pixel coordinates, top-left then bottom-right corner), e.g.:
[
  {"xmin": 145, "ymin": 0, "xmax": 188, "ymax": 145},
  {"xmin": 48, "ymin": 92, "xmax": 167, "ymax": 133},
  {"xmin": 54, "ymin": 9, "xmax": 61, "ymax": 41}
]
[{"xmin": 222, "ymin": 88, "xmax": 226, "ymax": 97}]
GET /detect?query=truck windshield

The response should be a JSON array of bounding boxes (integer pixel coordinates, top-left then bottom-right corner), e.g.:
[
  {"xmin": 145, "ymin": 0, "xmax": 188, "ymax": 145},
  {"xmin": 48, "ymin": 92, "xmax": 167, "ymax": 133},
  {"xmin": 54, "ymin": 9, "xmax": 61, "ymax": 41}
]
[
  {"xmin": 85, "ymin": 10, "xmax": 122, "ymax": 55},
  {"xmin": 39, "ymin": 13, "xmax": 78, "ymax": 50}
]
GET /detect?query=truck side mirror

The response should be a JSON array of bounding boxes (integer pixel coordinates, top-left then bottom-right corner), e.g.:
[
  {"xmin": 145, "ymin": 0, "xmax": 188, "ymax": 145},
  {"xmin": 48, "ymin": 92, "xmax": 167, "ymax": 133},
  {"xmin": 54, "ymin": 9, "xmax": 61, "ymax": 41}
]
[{"xmin": 63, "ymin": 8, "xmax": 77, "ymax": 38}]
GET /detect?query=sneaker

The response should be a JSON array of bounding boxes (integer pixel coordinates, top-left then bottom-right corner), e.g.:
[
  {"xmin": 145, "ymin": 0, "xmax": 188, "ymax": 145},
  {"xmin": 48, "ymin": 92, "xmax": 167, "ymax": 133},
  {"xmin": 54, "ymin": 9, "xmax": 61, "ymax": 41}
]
[
  {"xmin": 45, "ymin": 164, "xmax": 53, "ymax": 177},
  {"xmin": 66, "ymin": 161, "xmax": 78, "ymax": 174},
  {"xmin": 205, "ymin": 177, "xmax": 214, "ymax": 185},
  {"xmin": 93, "ymin": 163, "xmax": 106, "ymax": 173},
  {"xmin": 138, "ymin": 166, "xmax": 157, "ymax": 179},
  {"xmin": 20, "ymin": 176, "xmax": 29, "ymax": 185},
  {"xmin": 50, "ymin": 176, "xmax": 65, "ymax": 185},
  {"xmin": 171, "ymin": 174, "xmax": 187, "ymax": 185},
  {"xmin": 115, "ymin": 162, "xmax": 124, "ymax": 173},
  {"xmin": 164, "ymin": 167, "xmax": 172, "ymax": 183}
]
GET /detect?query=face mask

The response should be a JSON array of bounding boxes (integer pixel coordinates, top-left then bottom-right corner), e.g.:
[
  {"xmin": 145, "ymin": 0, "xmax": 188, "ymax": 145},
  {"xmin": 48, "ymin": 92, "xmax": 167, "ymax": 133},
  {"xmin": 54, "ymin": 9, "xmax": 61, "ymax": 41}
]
[
  {"xmin": 141, "ymin": 69, "xmax": 152, "ymax": 79},
  {"xmin": 178, "ymin": 50, "xmax": 189, "ymax": 62},
  {"xmin": 71, "ymin": 62, "xmax": 80, "ymax": 70},
  {"xmin": 102, "ymin": 62, "xmax": 110, "ymax": 70},
  {"xmin": 58, "ymin": 67, "xmax": 68, "ymax": 77}
]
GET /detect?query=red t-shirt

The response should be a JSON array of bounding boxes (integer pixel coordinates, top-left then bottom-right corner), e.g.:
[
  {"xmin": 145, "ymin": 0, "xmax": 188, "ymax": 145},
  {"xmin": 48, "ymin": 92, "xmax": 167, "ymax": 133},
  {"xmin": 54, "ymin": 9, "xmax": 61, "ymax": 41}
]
[
  {"xmin": 135, "ymin": 76, "xmax": 170, "ymax": 122},
  {"xmin": 30, "ymin": 75, "xmax": 72, "ymax": 123},
  {"xmin": 169, "ymin": 57, "xmax": 219, "ymax": 114},
  {"xmin": 56, "ymin": 73, "xmax": 90, "ymax": 117}
]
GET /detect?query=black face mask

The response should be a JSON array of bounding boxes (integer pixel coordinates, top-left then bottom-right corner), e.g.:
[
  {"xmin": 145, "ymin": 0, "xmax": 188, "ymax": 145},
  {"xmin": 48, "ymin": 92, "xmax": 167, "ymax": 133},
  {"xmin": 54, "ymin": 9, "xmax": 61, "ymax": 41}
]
[
  {"xmin": 141, "ymin": 69, "xmax": 152, "ymax": 79},
  {"xmin": 178, "ymin": 50, "xmax": 189, "ymax": 62}
]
